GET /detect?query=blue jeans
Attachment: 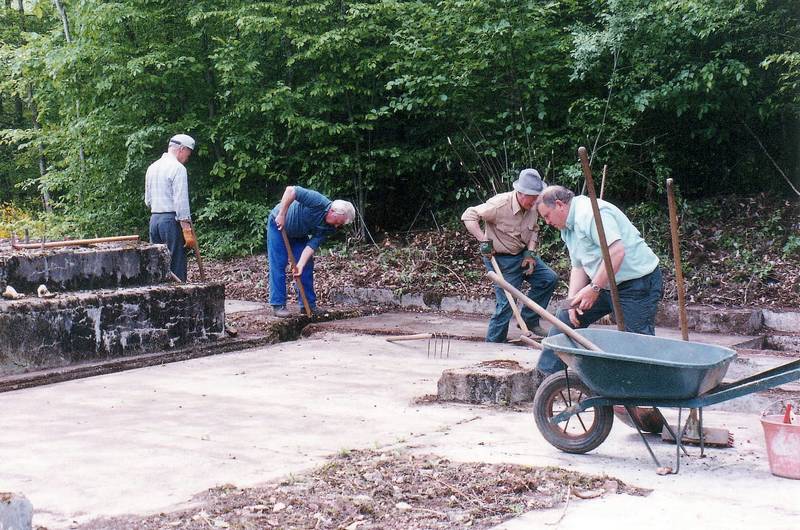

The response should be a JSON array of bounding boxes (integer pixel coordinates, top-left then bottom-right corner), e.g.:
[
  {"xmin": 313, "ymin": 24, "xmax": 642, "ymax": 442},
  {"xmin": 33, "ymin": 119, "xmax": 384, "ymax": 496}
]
[
  {"xmin": 149, "ymin": 213, "xmax": 187, "ymax": 281},
  {"xmin": 483, "ymin": 254, "xmax": 558, "ymax": 343},
  {"xmin": 265, "ymin": 215, "xmax": 316, "ymax": 309},
  {"xmin": 537, "ymin": 267, "xmax": 663, "ymax": 375}
]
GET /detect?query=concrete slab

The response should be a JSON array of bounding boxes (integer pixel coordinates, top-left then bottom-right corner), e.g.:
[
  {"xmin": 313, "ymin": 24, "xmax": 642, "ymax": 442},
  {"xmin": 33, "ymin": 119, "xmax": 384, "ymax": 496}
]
[
  {"xmin": 1, "ymin": 329, "xmax": 798, "ymax": 529},
  {"xmin": 309, "ymin": 310, "xmax": 757, "ymax": 348},
  {"xmin": 224, "ymin": 299, "xmax": 266, "ymax": 314}
]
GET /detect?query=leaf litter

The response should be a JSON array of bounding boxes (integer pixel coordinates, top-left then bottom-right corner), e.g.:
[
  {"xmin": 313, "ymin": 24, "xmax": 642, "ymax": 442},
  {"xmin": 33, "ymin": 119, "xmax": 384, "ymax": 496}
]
[{"xmin": 76, "ymin": 449, "xmax": 650, "ymax": 530}]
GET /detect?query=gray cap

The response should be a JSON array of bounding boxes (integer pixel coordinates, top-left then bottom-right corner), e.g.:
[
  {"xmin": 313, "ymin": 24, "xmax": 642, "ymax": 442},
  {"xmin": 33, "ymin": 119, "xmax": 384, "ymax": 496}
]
[{"xmin": 512, "ymin": 168, "xmax": 546, "ymax": 195}]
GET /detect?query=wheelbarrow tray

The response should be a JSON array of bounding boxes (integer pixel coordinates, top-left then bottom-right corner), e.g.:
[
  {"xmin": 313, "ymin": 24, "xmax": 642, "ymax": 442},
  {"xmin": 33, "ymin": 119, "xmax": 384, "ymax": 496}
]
[{"xmin": 542, "ymin": 329, "xmax": 737, "ymax": 400}]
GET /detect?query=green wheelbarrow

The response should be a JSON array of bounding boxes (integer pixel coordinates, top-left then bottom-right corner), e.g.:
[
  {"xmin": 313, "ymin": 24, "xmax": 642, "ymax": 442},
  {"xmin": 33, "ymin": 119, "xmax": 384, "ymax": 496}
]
[{"xmin": 536, "ymin": 328, "xmax": 800, "ymax": 473}]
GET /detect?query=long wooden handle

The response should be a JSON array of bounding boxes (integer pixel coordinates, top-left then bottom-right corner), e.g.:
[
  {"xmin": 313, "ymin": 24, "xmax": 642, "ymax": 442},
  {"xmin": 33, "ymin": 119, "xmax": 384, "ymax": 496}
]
[
  {"xmin": 487, "ymin": 271, "xmax": 602, "ymax": 352},
  {"xmin": 192, "ymin": 240, "xmax": 207, "ymax": 282},
  {"xmin": 11, "ymin": 235, "xmax": 139, "ymax": 250},
  {"xmin": 490, "ymin": 256, "xmax": 530, "ymax": 335},
  {"xmin": 666, "ymin": 179, "xmax": 688, "ymax": 341},
  {"xmin": 386, "ymin": 333, "xmax": 433, "ymax": 342},
  {"xmin": 280, "ymin": 228, "xmax": 312, "ymax": 317},
  {"xmin": 578, "ymin": 147, "xmax": 625, "ymax": 331},
  {"xmin": 518, "ymin": 334, "xmax": 543, "ymax": 350}
]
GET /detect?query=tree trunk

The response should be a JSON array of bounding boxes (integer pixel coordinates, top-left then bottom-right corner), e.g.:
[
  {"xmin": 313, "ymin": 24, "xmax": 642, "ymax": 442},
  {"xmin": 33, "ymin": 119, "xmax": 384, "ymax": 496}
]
[
  {"xmin": 52, "ymin": 0, "xmax": 86, "ymax": 179},
  {"xmin": 15, "ymin": 0, "xmax": 52, "ymax": 212},
  {"xmin": 52, "ymin": 0, "xmax": 72, "ymax": 43}
]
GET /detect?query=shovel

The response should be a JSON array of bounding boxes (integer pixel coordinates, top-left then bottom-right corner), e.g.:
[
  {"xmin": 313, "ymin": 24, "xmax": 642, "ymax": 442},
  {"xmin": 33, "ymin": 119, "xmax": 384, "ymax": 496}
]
[{"xmin": 280, "ymin": 228, "xmax": 312, "ymax": 317}]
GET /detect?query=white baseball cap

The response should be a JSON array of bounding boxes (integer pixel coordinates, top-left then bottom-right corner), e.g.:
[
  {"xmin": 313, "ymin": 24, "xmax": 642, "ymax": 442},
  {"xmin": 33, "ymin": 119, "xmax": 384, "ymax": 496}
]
[{"xmin": 169, "ymin": 134, "xmax": 195, "ymax": 151}]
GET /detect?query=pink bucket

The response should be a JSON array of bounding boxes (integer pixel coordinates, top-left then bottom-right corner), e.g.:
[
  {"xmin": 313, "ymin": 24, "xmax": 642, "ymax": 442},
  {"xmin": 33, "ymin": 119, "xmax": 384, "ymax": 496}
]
[{"xmin": 761, "ymin": 414, "xmax": 800, "ymax": 479}]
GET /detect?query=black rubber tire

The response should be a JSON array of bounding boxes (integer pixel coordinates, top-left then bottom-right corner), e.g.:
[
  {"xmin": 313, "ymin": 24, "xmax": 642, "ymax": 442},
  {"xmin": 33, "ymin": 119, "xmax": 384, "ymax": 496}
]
[{"xmin": 533, "ymin": 370, "xmax": 614, "ymax": 454}]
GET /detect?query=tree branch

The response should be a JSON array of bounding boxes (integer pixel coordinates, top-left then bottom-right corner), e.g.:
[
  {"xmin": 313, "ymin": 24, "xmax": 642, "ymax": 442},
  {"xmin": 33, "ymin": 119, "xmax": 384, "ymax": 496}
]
[{"xmin": 742, "ymin": 122, "xmax": 800, "ymax": 197}]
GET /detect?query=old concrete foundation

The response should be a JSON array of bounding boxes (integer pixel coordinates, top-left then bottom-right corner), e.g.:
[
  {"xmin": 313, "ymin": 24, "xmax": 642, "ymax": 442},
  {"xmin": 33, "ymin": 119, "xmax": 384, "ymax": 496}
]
[
  {"xmin": 0, "ymin": 242, "xmax": 224, "ymax": 376},
  {"xmin": 437, "ymin": 360, "xmax": 541, "ymax": 405},
  {"xmin": 0, "ymin": 243, "xmax": 171, "ymax": 293}
]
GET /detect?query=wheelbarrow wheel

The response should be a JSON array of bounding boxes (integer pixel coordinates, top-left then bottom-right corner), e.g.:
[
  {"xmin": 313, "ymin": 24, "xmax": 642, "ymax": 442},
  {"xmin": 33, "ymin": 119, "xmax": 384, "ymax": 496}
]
[{"xmin": 534, "ymin": 370, "xmax": 613, "ymax": 454}]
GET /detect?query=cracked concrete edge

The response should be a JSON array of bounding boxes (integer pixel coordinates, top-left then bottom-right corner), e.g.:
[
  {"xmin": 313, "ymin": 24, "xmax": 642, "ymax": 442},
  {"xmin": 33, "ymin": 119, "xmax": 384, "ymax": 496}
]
[
  {"xmin": 0, "ymin": 307, "xmax": 374, "ymax": 394},
  {"xmin": 330, "ymin": 287, "xmax": 800, "ymax": 334}
]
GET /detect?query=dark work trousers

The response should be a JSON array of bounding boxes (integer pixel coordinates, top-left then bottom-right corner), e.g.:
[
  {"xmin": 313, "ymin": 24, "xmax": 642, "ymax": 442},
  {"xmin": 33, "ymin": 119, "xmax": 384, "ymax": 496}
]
[
  {"xmin": 265, "ymin": 215, "xmax": 316, "ymax": 310},
  {"xmin": 149, "ymin": 213, "xmax": 187, "ymax": 281},
  {"xmin": 483, "ymin": 253, "xmax": 558, "ymax": 343},
  {"xmin": 536, "ymin": 267, "xmax": 663, "ymax": 375}
]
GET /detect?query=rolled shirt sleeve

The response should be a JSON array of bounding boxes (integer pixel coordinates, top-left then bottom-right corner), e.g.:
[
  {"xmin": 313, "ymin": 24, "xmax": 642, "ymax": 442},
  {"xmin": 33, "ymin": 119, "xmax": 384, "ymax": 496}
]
[{"xmin": 276, "ymin": 186, "xmax": 334, "ymax": 250}]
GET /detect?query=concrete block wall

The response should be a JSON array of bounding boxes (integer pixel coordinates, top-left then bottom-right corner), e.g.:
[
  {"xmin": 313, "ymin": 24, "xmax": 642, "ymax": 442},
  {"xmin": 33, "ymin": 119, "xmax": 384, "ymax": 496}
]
[
  {"xmin": 0, "ymin": 284, "xmax": 225, "ymax": 376},
  {"xmin": 0, "ymin": 244, "xmax": 171, "ymax": 293}
]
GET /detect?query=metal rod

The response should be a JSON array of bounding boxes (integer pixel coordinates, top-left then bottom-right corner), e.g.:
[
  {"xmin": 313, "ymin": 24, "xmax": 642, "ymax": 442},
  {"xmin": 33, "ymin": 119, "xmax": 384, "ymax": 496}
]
[
  {"xmin": 578, "ymin": 147, "xmax": 625, "ymax": 330},
  {"xmin": 12, "ymin": 235, "xmax": 139, "ymax": 250},
  {"xmin": 626, "ymin": 406, "xmax": 662, "ymax": 468}
]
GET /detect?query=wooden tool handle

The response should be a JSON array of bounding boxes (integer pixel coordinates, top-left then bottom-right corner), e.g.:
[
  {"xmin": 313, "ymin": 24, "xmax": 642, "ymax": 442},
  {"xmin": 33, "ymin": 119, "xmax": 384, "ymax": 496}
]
[
  {"xmin": 487, "ymin": 271, "xmax": 602, "ymax": 352},
  {"xmin": 490, "ymin": 256, "xmax": 530, "ymax": 335},
  {"xmin": 280, "ymin": 228, "xmax": 312, "ymax": 317},
  {"xmin": 578, "ymin": 146, "xmax": 625, "ymax": 331},
  {"xmin": 11, "ymin": 235, "xmax": 139, "ymax": 250},
  {"xmin": 518, "ymin": 334, "xmax": 543, "ymax": 350},
  {"xmin": 386, "ymin": 333, "xmax": 434, "ymax": 342},
  {"xmin": 666, "ymin": 179, "xmax": 688, "ymax": 341},
  {"xmin": 192, "ymin": 240, "xmax": 207, "ymax": 282}
]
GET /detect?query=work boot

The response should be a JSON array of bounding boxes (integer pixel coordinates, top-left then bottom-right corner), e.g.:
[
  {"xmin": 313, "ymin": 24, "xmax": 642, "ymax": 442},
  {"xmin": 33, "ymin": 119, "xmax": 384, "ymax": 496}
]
[{"xmin": 272, "ymin": 305, "xmax": 291, "ymax": 318}]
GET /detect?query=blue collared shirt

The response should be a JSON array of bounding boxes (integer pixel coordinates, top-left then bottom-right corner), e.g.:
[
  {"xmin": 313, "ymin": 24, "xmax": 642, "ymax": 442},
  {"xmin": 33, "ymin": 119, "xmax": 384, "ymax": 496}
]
[
  {"xmin": 271, "ymin": 186, "xmax": 335, "ymax": 250},
  {"xmin": 562, "ymin": 196, "xmax": 659, "ymax": 282}
]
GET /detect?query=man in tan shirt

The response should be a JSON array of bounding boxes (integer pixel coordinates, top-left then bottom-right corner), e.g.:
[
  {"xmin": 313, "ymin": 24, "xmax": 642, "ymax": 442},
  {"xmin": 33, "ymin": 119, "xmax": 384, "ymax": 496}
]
[{"xmin": 462, "ymin": 169, "xmax": 558, "ymax": 341}]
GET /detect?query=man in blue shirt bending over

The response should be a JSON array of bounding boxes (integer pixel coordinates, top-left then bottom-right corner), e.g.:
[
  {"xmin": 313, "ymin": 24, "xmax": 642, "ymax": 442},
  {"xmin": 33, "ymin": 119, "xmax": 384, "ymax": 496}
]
[{"xmin": 266, "ymin": 186, "xmax": 355, "ymax": 317}]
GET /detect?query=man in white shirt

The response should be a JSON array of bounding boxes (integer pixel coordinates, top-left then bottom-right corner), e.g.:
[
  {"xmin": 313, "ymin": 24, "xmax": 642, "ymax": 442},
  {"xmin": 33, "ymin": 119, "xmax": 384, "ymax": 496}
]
[{"xmin": 144, "ymin": 134, "xmax": 196, "ymax": 281}]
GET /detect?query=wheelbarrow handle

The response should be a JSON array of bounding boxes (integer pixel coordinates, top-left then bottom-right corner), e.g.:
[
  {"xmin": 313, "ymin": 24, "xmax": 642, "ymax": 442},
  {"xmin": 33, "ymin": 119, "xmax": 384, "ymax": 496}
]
[{"xmin": 487, "ymin": 271, "xmax": 602, "ymax": 352}]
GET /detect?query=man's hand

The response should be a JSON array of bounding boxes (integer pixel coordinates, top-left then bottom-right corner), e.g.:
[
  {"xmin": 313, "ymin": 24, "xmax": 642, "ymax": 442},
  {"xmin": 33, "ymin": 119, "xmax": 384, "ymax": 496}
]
[
  {"xmin": 479, "ymin": 239, "xmax": 494, "ymax": 257},
  {"xmin": 568, "ymin": 308, "xmax": 582, "ymax": 327},
  {"xmin": 292, "ymin": 263, "xmax": 303, "ymax": 278},
  {"xmin": 275, "ymin": 211, "xmax": 286, "ymax": 230},
  {"xmin": 180, "ymin": 221, "xmax": 196, "ymax": 248},
  {"xmin": 570, "ymin": 283, "xmax": 600, "ymax": 312},
  {"xmin": 521, "ymin": 250, "xmax": 536, "ymax": 275}
]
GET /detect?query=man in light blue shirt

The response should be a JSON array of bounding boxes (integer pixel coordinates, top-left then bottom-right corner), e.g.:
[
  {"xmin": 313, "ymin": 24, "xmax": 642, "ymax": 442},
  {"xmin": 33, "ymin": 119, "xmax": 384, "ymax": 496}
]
[
  {"xmin": 266, "ymin": 186, "xmax": 355, "ymax": 317},
  {"xmin": 535, "ymin": 185, "xmax": 662, "ymax": 375}
]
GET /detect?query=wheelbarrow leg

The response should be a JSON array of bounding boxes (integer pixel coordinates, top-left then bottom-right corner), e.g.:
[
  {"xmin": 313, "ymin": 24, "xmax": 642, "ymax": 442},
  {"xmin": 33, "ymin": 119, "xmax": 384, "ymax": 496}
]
[{"xmin": 625, "ymin": 406, "xmax": 663, "ymax": 469}]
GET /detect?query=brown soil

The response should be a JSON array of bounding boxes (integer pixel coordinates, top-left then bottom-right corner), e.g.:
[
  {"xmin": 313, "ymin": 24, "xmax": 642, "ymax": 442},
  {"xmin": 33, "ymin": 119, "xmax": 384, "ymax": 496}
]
[
  {"xmin": 77, "ymin": 449, "xmax": 650, "ymax": 530},
  {"xmin": 189, "ymin": 221, "xmax": 799, "ymax": 311}
]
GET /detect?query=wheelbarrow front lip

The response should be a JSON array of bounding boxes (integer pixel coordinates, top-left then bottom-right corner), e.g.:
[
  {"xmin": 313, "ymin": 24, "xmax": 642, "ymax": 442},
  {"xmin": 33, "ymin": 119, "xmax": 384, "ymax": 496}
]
[{"xmin": 542, "ymin": 328, "xmax": 737, "ymax": 370}]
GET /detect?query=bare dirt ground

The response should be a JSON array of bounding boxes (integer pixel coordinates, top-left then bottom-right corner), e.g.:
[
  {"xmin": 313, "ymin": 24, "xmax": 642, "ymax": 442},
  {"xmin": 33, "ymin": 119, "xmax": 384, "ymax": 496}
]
[{"xmin": 77, "ymin": 449, "xmax": 649, "ymax": 530}]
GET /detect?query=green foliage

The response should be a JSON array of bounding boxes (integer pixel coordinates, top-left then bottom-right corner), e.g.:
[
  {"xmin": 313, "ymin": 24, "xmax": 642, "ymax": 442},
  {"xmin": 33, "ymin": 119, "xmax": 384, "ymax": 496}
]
[
  {"xmin": 196, "ymin": 198, "xmax": 272, "ymax": 259},
  {"xmin": 0, "ymin": 0, "xmax": 796, "ymax": 254},
  {"xmin": 784, "ymin": 234, "xmax": 800, "ymax": 258}
]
